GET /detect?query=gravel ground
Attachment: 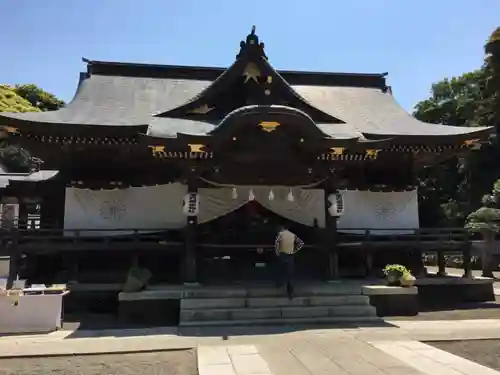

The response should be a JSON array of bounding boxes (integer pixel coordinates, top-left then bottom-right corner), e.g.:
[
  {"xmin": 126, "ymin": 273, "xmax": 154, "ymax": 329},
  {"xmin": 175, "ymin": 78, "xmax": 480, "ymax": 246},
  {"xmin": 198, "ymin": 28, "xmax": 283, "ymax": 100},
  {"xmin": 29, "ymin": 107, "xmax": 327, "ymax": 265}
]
[
  {"xmin": 427, "ymin": 340, "xmax": 500, "ymax": 371},
  {"xmin": 0, "ymin": 350, "xmax": 196, "ymax": 375}
]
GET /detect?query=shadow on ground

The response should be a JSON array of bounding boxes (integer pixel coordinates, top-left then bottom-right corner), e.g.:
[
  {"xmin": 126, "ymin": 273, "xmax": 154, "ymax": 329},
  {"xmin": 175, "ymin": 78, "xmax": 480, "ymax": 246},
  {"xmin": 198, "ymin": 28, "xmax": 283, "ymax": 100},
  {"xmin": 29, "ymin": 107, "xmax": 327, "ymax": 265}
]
[{"xmin": 62, "ymin": 313, "xmax": 396, "ymax": 339}]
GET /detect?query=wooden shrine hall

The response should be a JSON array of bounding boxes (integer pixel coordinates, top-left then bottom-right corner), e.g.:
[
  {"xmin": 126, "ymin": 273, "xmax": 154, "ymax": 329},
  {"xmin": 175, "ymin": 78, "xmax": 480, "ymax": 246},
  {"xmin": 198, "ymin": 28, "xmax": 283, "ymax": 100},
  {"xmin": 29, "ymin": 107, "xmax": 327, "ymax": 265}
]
[{"xmin": 0, "ymin": 27, "xmax": 493, "ymax": 288}]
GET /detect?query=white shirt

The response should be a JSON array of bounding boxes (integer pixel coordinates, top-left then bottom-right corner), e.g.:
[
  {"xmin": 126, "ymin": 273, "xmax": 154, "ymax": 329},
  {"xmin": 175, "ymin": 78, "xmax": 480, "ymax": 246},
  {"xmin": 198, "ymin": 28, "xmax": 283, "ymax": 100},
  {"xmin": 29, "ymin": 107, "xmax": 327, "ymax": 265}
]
[{"xmin": 275, "ymin": 229, "xmax": 304, "ymax": 255}]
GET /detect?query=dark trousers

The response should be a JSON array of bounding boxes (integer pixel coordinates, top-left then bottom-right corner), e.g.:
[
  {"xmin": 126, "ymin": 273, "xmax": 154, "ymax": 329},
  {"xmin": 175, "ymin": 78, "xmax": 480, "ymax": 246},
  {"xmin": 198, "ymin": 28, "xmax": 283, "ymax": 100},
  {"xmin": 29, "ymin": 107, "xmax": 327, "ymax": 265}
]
[{"xmin": 276, "ymin": 253, "xmax": 295, "ymax": 296}]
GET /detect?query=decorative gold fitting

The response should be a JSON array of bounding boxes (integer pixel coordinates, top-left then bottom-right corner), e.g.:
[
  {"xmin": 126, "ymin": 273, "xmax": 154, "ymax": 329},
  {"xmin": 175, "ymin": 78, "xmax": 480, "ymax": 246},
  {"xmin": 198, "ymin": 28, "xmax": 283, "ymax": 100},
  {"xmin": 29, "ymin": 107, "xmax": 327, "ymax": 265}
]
[
  {"xmin": 259, "ymin": 121, "xmax": 280, "ymax": 132},
  {"xmin": 243, "ymin": 62, "xmax": 261, "ymax": 83},
  {"xmin": 149, "ymin": 145, "xmax": 166, "ymax": 157},
  {"xmin": 0, "ymin": 126, "xmax": 19, "ymax": 135},
  {"xmin": 463, "ymin": 139, "xmax": 482, "ymax": 150},
  {"xmin": 464, "ymin": 138, "xmax": 480, "ymax": 146},
  {"xmin": 365, "ymin": 149, "xmax": 381, "ymax": 158},
  {"xmin": 188, "ymin": 144, "xmax": 205, "ymax": 153},
  {"xmin": 329, "ymin": 147, "xmax": 345, "ymax": 156}
]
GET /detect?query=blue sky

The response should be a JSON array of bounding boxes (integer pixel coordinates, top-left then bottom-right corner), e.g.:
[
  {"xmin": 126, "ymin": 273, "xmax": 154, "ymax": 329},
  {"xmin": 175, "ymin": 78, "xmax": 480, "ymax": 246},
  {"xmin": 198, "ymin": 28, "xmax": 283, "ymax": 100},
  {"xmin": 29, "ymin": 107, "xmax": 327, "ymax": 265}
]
[{"xmin": 1, "ymin": 0, "xmax": 499, "ymax": 111}]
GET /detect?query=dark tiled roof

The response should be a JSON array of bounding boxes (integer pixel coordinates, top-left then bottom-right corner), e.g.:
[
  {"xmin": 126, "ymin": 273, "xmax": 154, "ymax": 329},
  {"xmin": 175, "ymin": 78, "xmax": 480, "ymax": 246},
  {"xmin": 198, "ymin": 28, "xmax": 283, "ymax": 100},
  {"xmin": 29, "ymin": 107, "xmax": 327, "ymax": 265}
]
[{"xmin": 0, "ymin": 62, "xmax": 492, "ymax": 139}]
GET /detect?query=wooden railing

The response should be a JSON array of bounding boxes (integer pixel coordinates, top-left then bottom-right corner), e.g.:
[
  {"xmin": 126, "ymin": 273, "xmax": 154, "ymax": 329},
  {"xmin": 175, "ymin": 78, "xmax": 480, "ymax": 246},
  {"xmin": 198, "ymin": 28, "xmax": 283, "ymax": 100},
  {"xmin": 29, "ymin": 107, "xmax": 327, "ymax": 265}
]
[
  {"xmin": 0, "ymin": 226, "xmax": 475, "ymax": 254},
  {"xmin": 338, "ymin": 227, "xmax": 472, "ymax": 248},
  {"xmin": 0, "ymin": 228, "xmax": 185, "ymax": 254},
  {"xmin": 0, "ymin": 226, "xmax": 478, "ymax": 287}
]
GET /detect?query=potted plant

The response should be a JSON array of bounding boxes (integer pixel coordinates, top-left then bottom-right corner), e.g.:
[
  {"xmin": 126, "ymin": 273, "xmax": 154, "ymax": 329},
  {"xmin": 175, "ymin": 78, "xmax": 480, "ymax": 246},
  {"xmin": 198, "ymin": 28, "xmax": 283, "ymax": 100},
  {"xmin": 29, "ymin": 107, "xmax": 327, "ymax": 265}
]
[
  {"xmin": 400, "ymin": 269, "xmax": 416, "ymax": 287},
  {"xmin": 383, "ymin": 264, "xmax": 409, "ymax": 286}
]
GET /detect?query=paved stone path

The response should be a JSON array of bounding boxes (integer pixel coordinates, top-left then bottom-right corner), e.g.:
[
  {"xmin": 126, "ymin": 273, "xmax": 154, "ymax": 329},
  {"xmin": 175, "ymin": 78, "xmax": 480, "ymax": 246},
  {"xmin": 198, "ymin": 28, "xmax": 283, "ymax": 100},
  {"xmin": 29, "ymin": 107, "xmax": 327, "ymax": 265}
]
[
  {"xmin": 198, "ymin": 339, "xmax": 500, "ymax": 375},
  {"xmin": 5, "ymin": 319, "xmax": 500, "ymax": 374},
  {"xmin": 198, "ymin": 345, "xmax": 272, "ymax": 375}
]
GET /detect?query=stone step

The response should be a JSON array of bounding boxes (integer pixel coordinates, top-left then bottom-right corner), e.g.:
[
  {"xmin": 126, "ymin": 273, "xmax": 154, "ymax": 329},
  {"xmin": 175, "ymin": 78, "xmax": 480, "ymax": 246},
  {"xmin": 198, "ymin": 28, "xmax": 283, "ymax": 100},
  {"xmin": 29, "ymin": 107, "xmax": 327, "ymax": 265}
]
[
  {"xmin": 179, "ymin": 315, "xmax": 383, "ymax": 327},
  {"xmin": 177, "ymin": 283, "xmax": 363, "ymax": 299},
  {"xmin": 181, "ymin": 298, "xmax": 246, "ymax": 310},
  {"xmin": 180, "ymin": 304, "xmax": 377, "ymax": 322},
  {"xmin": 181, "ymin": 294, "xmax": 370, "ymax": 310}
]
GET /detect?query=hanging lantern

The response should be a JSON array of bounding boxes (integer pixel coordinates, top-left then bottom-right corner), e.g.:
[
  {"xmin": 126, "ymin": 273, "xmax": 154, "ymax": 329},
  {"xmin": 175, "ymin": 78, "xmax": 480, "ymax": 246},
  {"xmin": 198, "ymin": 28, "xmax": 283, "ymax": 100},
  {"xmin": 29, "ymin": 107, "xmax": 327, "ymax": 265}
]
[
  {"xmin": 327, "ymin": 191, "xmax": 345, "ymax": 216},
  {"xmin": 287, "ymin": 188, "xmax": 295, "ymax": 202},
  {"xmin": 268, "ymin": 189, "xmax": 275, "ymax": 201},
  {"xmin": 232, "ymin": 187, "xmax": 238, "ymax": 199},
  {"xmin": 182, "ymin": 193, "xmax": 200, "ymax": 216},
  {"xmin": 249, "ymin": 188, "xmax": 255, "ymax": 201}
]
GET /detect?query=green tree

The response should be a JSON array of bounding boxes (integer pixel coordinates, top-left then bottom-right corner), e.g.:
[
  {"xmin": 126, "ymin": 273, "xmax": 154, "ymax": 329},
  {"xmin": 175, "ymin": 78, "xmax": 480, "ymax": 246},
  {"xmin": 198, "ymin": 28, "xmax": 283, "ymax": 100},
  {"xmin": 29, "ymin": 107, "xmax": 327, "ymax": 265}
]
[
  {"xmin": 0, "ymin": 84, "xmax": 64, "ymax": 171},
  {"xmin": 466, "ymin": 180, "xmax": 500, "ymax": 277},
  {"xmin": 413, "ymin": 70, "xmax": 484, "ymax": 127},
  {"xmin": 413, "ymin": 71, "xmax": 485, "ymax": 227},
  {"xmin": 476, "ymin": 27, "xmax": 500, "ymax": 130},
  {"xmin": 13, "ymin": 84, "xmax": 65, "ymax": 112},
  {"xmin": 0, "ymin": 85, "xmax": 41, "ymax": 113}
]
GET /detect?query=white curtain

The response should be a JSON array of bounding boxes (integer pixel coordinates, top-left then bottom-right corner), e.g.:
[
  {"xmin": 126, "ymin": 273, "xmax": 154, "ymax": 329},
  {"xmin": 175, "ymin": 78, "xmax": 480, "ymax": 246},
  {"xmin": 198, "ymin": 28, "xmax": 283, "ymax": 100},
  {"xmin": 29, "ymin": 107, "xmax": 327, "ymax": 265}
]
[
  {"xmin": 255, "ymin": 188, "xmax": 325, "ymax": 227},
  {"xmin": 198, "ymin": 187, "xmax": 325, "ymax": 227},
  {"xmin": 337, "ymin": 189, "xmax": 419, "ymax": 234},
  {"xmin": 198, "ymin": 188, "xmax": 249, "ymax": 224},
  {"xmin": 64, "ymin": 183, "xmax": 187, "ymax": 236},
  {"xmin": 63, "ymin": 183, "xmax": 419, "ymax": 236}
]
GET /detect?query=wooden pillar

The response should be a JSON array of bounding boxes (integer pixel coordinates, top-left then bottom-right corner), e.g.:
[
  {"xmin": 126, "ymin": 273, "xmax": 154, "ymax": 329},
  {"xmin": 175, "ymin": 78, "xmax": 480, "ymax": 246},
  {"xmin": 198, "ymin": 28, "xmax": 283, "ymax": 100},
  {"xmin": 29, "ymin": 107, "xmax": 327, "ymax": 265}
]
[
  {"xmin": 6, "ymin": 236, "xmax": 20, "ymax": 289},
  {"xmin": 437, "ymin": 249, "xmax": 446, "ymax": 276},
  {"xmin": 183, "ymin": 172, "xmax": 198, "ymax": 284},
  {"xmin": 323, "ymin": 180, "xmax": 339, "ymax": 280},
  {"xmin": 39, "ymin": 181, "xmax": 66, "ymax": 230},
  {"xmin": 462, "ymin": 243, "xmax": 472, "ymax": 278},
  {"xmin": 17, "ymin": 198, "xmax": 28, "ymax": 230}
]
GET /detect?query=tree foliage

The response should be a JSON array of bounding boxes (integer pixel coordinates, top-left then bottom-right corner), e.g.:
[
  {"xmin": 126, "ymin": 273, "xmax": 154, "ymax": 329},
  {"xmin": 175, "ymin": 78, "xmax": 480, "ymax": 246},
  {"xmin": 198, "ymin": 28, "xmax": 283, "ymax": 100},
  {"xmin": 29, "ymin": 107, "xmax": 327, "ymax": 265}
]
[
  {"xmin": 13, "ymin": 84, "xmax": 65, "ymax": 112},
  {"xmin": 0, "ymin": 85, "xmax": 41, "ymax": 113},
  {"xmin": 414, "ymin": 26, "xmax": 500, "ymax": 228},
  {"xmin": 0, "ymin": 84, "xmax": 64, "ymax": 172},
  {"xmin": 413, "ymin": 70, "xmax": 484, "ymax": 127}
]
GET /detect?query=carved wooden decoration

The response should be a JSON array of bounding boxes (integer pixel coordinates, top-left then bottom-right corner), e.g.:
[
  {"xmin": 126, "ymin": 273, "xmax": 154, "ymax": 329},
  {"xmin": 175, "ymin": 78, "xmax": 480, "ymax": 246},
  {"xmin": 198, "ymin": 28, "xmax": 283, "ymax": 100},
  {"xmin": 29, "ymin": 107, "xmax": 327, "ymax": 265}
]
[
  {"xmin": 259, "ymin": 121, "xmax": 280, "ymax": 132},
  {"xmin": 243, "ymin": 62, "xmax": 261, "ymax": 83},
  {"xmin": 188, "ymin": 104, "xmax": 215, "ymax": 115}
]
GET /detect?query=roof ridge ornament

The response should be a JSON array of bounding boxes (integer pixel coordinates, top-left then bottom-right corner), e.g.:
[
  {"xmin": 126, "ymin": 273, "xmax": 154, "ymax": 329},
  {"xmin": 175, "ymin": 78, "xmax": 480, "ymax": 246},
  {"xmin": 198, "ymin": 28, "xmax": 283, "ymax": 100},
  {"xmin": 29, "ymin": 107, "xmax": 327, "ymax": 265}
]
[{"xmin": 237, "ymin": 25, "xmax": 267, "ymax": 60}]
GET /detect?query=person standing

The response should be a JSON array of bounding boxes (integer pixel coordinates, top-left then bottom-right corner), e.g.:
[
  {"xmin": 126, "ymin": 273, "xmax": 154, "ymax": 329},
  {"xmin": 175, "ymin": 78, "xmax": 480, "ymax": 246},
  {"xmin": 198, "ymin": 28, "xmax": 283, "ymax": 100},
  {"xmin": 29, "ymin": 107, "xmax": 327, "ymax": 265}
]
[{"xmin": 274, "ymin": 225, "xmax": 304, "ymax": 299}]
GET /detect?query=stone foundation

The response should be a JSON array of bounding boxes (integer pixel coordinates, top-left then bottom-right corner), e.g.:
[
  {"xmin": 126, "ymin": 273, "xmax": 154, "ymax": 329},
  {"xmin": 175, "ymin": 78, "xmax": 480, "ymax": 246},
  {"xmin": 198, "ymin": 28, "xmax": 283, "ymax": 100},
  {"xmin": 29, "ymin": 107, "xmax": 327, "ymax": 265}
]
[{"xmin": 362, "ymin": 285, "xmax": 419, "ymax": 316}]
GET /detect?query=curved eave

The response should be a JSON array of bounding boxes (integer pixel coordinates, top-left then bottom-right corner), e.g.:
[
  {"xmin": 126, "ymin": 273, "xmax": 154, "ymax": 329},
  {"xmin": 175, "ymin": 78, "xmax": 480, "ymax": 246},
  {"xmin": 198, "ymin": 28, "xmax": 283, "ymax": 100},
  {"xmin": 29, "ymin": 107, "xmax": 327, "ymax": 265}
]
[
  {"xmin": 153, "ymin": 59, "xmax": 246, "ymax": 117},
  {"xmin": 139, "ymin": 132, "xmax": 213, "ymax": 146},
  {"xmin": 0, "ymin": 170, "xmax": 59, "ymax": 188},
  {"xmin": 363, "ymin": 126, "xmax": 494, "ymax": 145},
  {"xmin": 210, "ymin": 104, "xmax": 328, "ymax": 139},
  {"xmin": 0, "ymin": 113, "xmax": 149, "ymax": 136}
]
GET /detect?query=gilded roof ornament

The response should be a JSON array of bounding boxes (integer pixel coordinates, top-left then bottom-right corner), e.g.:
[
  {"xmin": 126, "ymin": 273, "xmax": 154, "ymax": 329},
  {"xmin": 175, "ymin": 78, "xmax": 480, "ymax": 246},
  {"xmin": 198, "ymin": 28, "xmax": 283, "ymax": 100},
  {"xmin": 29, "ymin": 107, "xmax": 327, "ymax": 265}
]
[
  {"xmin": 259, "ymin": 121, "xmax": 280, "ymax": 132},
  {"xmin": 243, "ymin": 62, "xmax": 261, "ymax": 83}
]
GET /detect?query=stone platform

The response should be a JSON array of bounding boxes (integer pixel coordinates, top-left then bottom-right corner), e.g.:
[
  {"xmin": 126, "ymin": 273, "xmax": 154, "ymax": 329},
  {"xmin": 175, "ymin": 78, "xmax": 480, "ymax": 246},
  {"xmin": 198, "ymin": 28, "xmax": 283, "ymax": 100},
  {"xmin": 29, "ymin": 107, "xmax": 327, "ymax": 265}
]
[{"xmin": 90, "ymin": 275, "xmax": 495, "ymax": 327}]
